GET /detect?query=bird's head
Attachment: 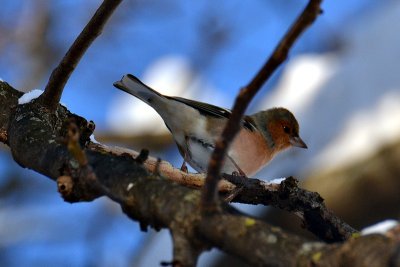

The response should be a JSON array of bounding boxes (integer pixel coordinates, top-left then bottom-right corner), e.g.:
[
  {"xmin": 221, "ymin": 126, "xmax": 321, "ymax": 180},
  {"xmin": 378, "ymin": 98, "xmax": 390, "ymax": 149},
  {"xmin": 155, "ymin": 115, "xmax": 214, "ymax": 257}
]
[{"xmin": 253, "ymin": 107, "xmax": 307, "ymax": 151}]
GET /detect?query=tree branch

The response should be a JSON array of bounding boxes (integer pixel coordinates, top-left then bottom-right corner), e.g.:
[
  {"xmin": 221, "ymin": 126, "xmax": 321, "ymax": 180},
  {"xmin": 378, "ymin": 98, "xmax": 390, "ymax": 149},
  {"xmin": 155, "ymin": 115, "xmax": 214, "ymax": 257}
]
[
  {"xmin": 38, "ymin": 0, "xmax": 122, "ymax": 111},
  {"xmin": 223, "ymin": 175, "xmax": 357, "ymax": 242},
  {"xmin": 87, "ymin": 142, "xmax": 357, "ymax": 242},
  {"xmin": 202, "ymin": 0, "xmax": 323, "ymax": 210},
  {"xmin": 1, "ymin": 81, "xmax": 399, "ymax": 266},
  {"xmin": 86, "ymin": 142, "xmax": 237, "ymax": 192}
]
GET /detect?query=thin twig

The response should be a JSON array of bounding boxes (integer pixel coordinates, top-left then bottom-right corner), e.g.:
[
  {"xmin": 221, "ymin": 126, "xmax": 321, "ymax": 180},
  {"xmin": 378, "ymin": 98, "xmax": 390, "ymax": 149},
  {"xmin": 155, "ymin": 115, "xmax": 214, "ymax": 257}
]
[
  {"xmin": 59, "ymin": 120, "xmax": 104, "ymax": 201},
  {"xmin": 201, "ymin": 0, "xmax": 323, "ymax": 211},
  {"xmin": 38, "ymin": 0, "xmax": 122, "ymax": 111},
  {"xmin": 66, "ymin": 121, "xmax": 88, "ymax": 166}
]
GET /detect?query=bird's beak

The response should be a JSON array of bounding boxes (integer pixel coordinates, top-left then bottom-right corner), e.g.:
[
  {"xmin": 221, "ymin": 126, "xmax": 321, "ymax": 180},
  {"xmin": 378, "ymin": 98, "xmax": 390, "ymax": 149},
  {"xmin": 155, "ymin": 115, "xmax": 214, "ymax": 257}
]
[{"xmin": 290, "ymin": 136, "xmax": 308, "ymax": 149}]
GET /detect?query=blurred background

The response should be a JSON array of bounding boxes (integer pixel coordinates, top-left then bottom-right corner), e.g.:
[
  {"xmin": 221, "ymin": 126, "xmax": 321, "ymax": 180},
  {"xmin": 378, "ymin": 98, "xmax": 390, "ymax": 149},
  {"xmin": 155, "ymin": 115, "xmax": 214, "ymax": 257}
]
[{"xmin": 1, "ymin": 0, "xmax": 400, "ymax": 266}]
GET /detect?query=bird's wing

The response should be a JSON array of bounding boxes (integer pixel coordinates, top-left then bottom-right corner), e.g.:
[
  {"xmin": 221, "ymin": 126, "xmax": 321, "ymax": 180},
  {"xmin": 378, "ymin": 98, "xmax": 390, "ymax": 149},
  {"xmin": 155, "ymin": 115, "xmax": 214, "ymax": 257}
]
[
  {"xmin": 170, "ymin": 96, "xmax": 231, "ymax": 118},
  {"xmin": 169, "ymin": 96, "xmax": 256, "ymax": 131}
]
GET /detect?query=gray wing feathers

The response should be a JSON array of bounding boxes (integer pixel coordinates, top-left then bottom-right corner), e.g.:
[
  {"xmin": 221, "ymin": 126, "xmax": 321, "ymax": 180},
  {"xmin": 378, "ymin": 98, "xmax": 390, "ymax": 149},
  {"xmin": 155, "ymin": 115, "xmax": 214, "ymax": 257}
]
[{"xmin": 170, "ymin": 97, "xmax": 231, "ymax": 119}]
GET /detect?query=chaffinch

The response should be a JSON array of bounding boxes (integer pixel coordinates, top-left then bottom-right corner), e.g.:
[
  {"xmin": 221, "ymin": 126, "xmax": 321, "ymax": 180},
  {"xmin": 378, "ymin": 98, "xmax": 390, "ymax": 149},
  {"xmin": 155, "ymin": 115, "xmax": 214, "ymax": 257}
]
[{"xmin": 114, "ymin": 74, "xmax": 307, "ymax": 176}]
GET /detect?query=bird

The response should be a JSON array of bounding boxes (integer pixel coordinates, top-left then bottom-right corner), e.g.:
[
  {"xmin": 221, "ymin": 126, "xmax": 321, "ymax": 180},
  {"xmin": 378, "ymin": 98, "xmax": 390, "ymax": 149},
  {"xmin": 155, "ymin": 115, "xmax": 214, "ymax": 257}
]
[{"xmin": 114, "ymin": 74, "xmax": 307, "ymax": 177}]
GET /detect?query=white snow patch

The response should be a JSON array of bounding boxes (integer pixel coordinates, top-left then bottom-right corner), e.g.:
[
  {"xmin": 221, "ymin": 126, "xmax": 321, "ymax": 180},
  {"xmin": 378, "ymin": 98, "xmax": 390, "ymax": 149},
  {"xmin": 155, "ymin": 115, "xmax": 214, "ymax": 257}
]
[
  {"xmin": 18, "ymin": 89, "xmax": 43, "ymax": 104},
  {"xmin": 266, "ymin": 234, "xmax": 278, "ymax": 243},
  {"xmin": 361, "ymin": 220, "xmax": 398, "ymax": 235},
  {"xmin": 90, "ymin": 134, "xmax": 99, "ymax": 144},
  {"xmin": 126, "ymin": 183, "xmax": 134, "ymax": 191},
  {"xmin": 314, "ymin": 91, "xmax": 400, "ymax": 170},
  {"xmin": 0, "ymin": 77, "xmax": 3, "ymax": 82},
  {"xmin": 268, "ymin": 178, "xmax": 286, "ymax": 184},
  {"xmin": 261, "ymin": 54, "xmax": 338, "ymax": 114},
  {"xmin": 141, "ymin": 55, "xmax": 194, "ymax": 97}
]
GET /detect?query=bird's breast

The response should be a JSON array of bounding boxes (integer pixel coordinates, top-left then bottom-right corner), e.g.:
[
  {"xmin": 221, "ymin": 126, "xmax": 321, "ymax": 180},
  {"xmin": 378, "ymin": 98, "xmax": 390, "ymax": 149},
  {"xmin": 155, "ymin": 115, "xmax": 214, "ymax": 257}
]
[{"xmin": 229, "ymin": 129, "xmax": 273, "ymax": 176}]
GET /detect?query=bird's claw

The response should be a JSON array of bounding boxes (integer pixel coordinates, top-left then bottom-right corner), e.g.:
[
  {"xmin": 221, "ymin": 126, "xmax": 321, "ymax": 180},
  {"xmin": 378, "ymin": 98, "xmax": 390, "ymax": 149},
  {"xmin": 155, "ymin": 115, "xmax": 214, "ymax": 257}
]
[{"xmin": 180, "ymin": 161, "xmax": 188, "ymax": 173}]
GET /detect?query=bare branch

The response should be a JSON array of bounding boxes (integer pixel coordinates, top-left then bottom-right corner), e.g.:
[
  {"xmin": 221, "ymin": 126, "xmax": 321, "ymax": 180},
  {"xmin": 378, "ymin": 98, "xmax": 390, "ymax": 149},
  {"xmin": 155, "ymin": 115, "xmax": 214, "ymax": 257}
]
[
  {"xmin": 38, "ymin": 0, "xmax": 122, "ymax": 111},
  {"xmin": 87, "ymin": 142, "xmax": 236, "ymax": 192},
  {"xmin": 202, "ymin": 0, "xmax": 323, "ymax": 210},
  {"xmin": 1, "ymin": 81, "xmax": 399, "ymax": 267},
  {"xmin": 223, "ymin": 175, "xmax": 357, "ymax": 242},
  {"xmin": 85, "ymin": 142, "xmax": 356, "ymax": 242}
]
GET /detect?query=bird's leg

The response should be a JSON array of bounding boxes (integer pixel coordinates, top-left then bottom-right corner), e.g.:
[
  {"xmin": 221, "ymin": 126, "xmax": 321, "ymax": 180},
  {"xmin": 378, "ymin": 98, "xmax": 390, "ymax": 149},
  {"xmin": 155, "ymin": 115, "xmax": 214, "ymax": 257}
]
[
  {"xmin": 224, "ymin": 155, "xmax": 247, "ymax": 202},
  {"xmin": 180, "ymin": 161, "xmax": 188, "ymax": 173},
  {"xmin": 224, "ymin": 186, "xmax": 244, "ymax": 202},
  {"xmin": 179, "ymin": 136, "xmax": 191, "ymax": 173},
  {"xmin": 227, "ymin": 155, "xmax": 247, "ymax": 178}
]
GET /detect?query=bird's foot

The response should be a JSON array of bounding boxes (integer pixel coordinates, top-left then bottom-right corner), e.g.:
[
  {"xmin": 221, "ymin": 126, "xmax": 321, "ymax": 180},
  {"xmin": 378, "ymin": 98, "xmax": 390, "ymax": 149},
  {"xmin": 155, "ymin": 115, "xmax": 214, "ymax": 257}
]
[
  {"xmin": 231, "ymin": 169, "xmax": 247, "ymax": 178},
  {"xmin": 224, "ymin": 186, "xmax": 244, "ymax": 202},
  {"xmin": 180, "ymin": 161, "xmax": 188, "ymax": 173}
]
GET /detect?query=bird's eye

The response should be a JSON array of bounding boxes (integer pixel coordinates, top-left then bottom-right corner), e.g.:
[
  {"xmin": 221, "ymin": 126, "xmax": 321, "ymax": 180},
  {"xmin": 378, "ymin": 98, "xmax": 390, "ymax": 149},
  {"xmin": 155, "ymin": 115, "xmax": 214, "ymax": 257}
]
[{"xmin": 283, "ymin": 125, "xmax": 290, "ymax": 134}]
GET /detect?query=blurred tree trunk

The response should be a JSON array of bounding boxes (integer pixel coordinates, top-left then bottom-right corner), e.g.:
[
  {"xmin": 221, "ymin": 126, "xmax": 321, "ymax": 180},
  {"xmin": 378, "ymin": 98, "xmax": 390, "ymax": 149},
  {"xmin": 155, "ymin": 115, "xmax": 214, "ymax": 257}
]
[{"xmin": 304, "ymin": 139, "xmax": 400, "ymax": 228}]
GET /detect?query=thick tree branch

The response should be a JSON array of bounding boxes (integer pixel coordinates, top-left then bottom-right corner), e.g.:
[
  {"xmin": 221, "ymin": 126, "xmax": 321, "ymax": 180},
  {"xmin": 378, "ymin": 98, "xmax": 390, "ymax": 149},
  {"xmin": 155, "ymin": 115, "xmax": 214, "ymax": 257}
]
[
  {"xmin": 1, "ymin": 81, "xmax": 399, "ymax": 266},
  {"xmin": 202, "ymin": 0, "xmax": 323, "ymax": 210},
  {"xmin": 38, "ymin": 0, "xmax": 122, "ymax": 111},
  {"xmin": 87, "ymin": 142, "xmax": 357, "ymax": 242}
]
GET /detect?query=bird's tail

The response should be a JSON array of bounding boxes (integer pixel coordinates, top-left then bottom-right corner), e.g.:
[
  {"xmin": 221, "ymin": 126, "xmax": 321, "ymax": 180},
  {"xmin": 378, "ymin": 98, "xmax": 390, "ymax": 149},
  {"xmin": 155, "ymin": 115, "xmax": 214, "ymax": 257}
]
[{"xmin": 113, "ymin": 74, "xmax": 164, "ymax": 105}]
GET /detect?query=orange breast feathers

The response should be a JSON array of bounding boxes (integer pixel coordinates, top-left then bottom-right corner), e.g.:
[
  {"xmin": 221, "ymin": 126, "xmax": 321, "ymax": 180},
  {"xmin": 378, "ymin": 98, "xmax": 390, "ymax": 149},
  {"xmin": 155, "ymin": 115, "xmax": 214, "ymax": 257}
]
[{"xmin": 229, "ymin": 128, "xmax": 273, "ymax": 176}]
